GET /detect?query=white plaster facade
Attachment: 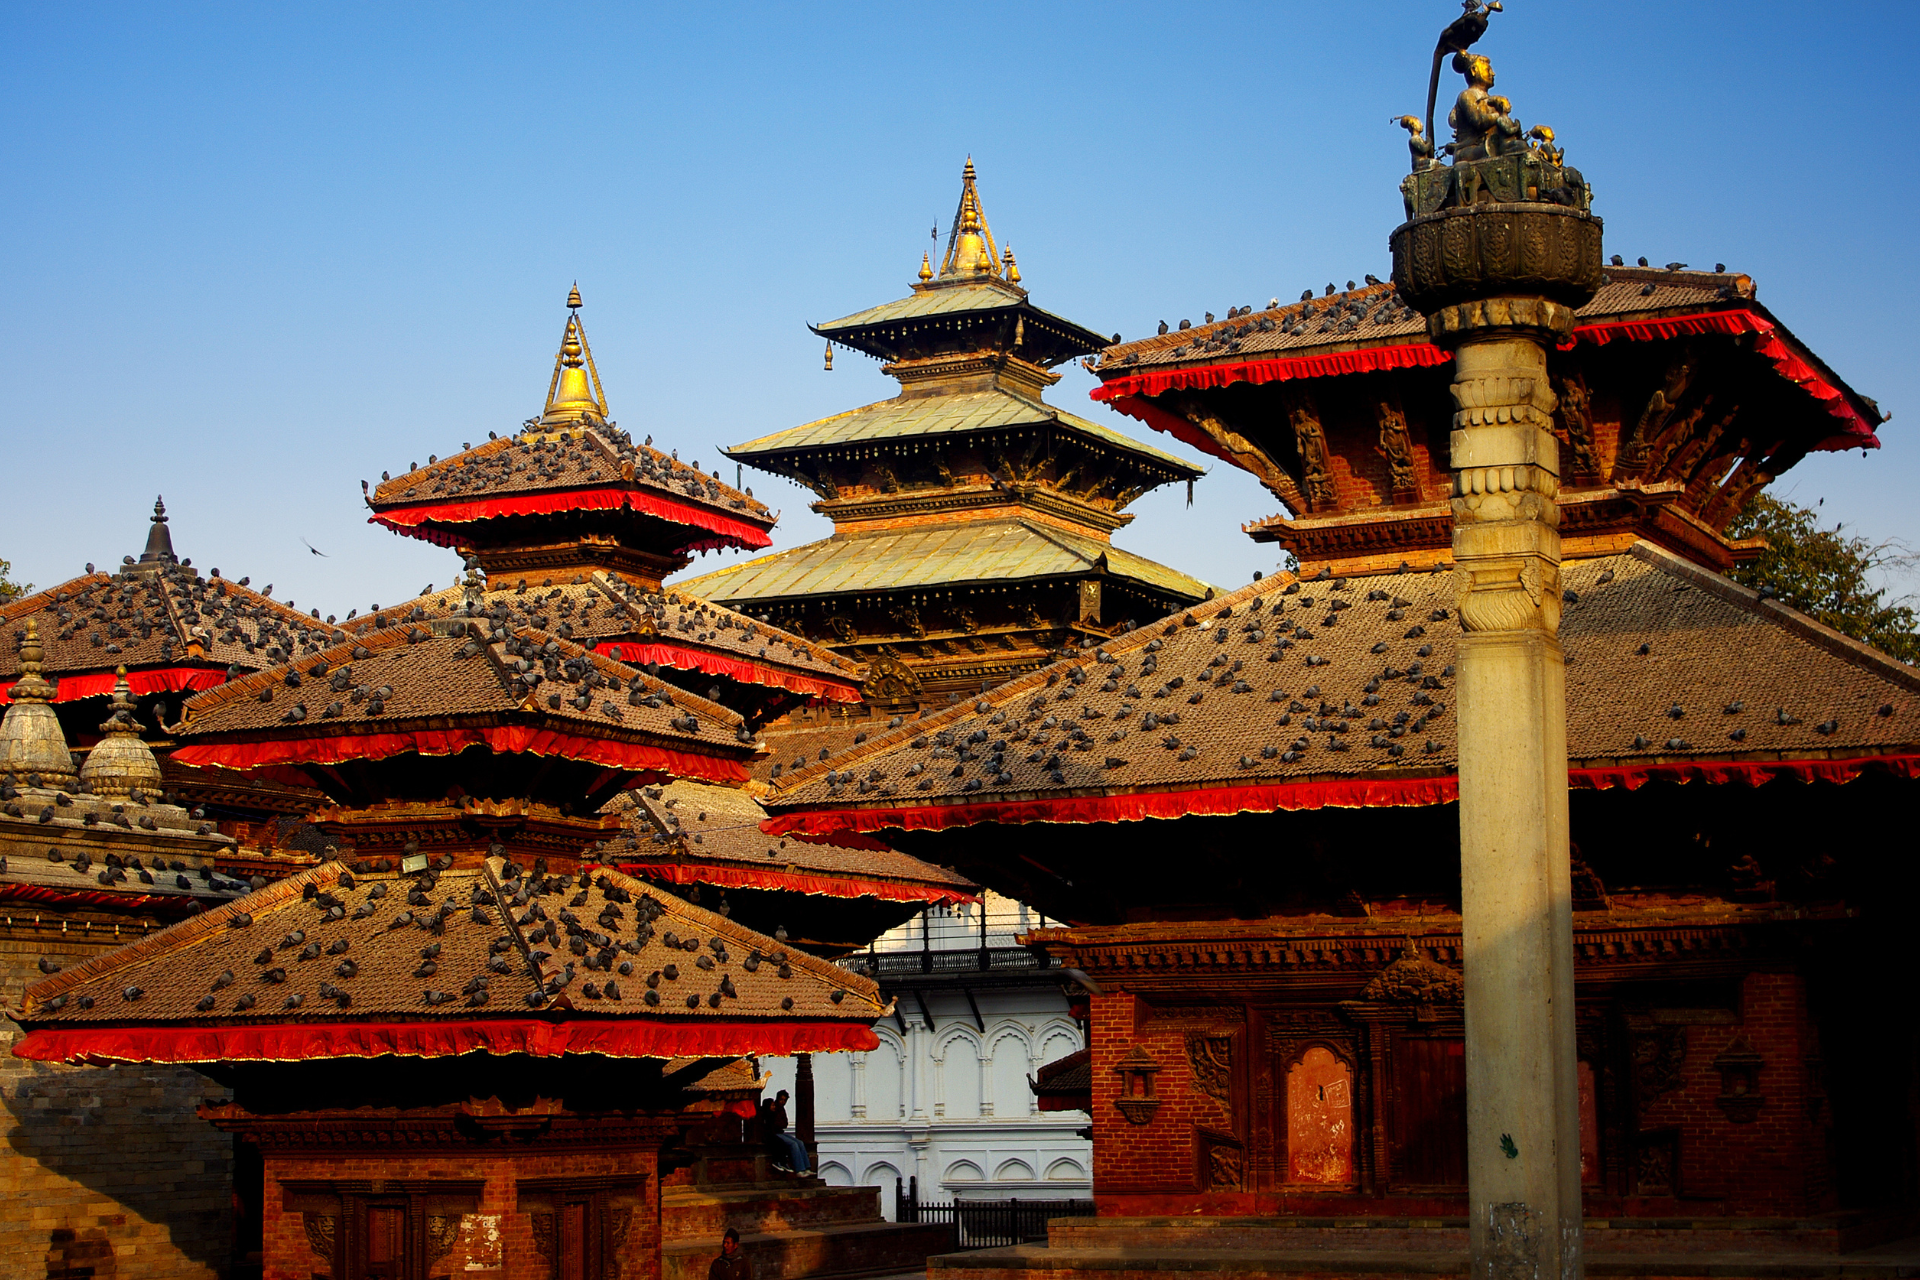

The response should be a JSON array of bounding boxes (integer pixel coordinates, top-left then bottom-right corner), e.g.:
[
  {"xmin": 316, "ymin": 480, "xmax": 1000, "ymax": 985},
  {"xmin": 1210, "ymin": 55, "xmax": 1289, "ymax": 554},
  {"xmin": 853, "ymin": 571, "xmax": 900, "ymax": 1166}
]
[{"xmin": 761, "ymin": 893, "xmax": 1091, "ymax": 1217}]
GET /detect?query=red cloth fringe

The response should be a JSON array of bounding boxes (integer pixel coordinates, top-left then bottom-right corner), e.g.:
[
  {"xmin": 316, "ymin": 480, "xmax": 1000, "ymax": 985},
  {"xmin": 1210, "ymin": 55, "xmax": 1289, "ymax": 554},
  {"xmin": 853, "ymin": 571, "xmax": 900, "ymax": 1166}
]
[
  {"xmin": 10, "ymin": 1017, "xmax": 880, "ymax": 1066},
  {"xmin": 1090, "ymin": 343, "xmax": 1451, "ymax": 402},
  {"xmin": 1565, "ymin": 312, "xmax": 1878, "ymax": 449},
  {"xmin": 616, "ymin": 859, "xmax": 977, "ymax": 907},
  {"xmin": 594, "ymin": 642, "xmax": 860, "ymax": 703},
  {"xmin": 1093, "ymin": 308, "xmax": 1877, "ymax": 454},
  {"xmin": 764, "ymin": 754, "xmax": 1920, "ymax": 837},
  {"xmin": 369, "ymin": 487, "xmax": 773, "ymax": 551},
  {"xmin": 0, "ymin": 882, "xmax": 204, "ymax": 914},
  {"xmin": 0, "ymin": 667, "xmax": 226, "ymax": 706},
  {"xmin": 171, "ymin": 727, "xmax": 749, "ymax": 785}
]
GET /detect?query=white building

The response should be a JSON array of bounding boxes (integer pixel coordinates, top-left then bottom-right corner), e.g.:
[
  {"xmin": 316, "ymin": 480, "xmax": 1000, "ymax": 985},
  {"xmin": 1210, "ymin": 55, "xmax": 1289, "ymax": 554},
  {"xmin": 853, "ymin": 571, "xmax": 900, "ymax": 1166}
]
[{"xmin": 762, "ymin": 892, "xmax": 1091, "ymax": 1218}]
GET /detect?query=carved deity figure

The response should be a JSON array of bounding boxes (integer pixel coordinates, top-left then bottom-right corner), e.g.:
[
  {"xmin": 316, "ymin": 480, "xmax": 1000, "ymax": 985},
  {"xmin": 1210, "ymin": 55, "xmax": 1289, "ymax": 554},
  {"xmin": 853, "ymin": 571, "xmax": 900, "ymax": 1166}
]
[
  {"xmin": 1552, "ymin": 372, "xmax": 1600, "ymax": 480},
  {"xmin": 1375, "ymin": 401, "xmax": 1420, "ymax": 495},
  {"xmin": 1395, "ymin": 115, "xmax": 1436, "ymax": 172},
  {"xmin": 1447, "ymin": 53, "xmax": 1523, "ymax": 162},
  {"xmin": 1290, "ymin": 401, "xmax": 1337, "ymax": 508}
]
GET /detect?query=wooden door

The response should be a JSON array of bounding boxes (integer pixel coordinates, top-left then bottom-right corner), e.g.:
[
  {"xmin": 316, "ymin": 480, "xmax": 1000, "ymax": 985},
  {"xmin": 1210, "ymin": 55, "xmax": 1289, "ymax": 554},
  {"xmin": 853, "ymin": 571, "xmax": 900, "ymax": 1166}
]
[
  {"xmin": 362, "ymin": 1203, "xmax": 409, "ymax": 1280},
  {"xmin": 1390, "ymin": 1035, "xmax": 1467, "ymax": 1188}
]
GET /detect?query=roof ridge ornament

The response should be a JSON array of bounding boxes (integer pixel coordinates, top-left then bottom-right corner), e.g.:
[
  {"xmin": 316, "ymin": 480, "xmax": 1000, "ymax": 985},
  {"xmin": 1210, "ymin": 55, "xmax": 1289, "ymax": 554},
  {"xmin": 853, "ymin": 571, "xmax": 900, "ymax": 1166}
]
[
  {"xmin": 79, "ymin": 666, "xmax": 164, "ymax": 798},
  {"xmin": 135, "ymin": 495, "xmax": 178, "ymax": 570},
  {"xmin": 0, "ymin": 618, "xmax": 77, "ymax": 785},
  {"xmin": 539, "ymin": 286, "xmax": 609, "ymax": 427},
  {"xmin": 937, "ymin": 157, "xmax": 1004, "ymax": 282}
]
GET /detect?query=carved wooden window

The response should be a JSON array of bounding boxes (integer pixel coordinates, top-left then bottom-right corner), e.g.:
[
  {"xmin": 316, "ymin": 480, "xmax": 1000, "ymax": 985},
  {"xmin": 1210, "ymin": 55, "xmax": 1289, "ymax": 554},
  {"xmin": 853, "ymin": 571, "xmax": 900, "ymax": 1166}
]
[
  {"xmin": 1389, "ymin": 1035, "xmax": 1467, "ymax": 1189},
  {"xmin": 518, "ymin": 1176, "xmax": 643, "ymax": 1280},
  {"xmin": 1285, "ymin": 1046, "xmax": 1354, "ymax": 1186},
  {"xmin": 363, "ymin": 1202, "xmax": 407, "ymax": 1279}
]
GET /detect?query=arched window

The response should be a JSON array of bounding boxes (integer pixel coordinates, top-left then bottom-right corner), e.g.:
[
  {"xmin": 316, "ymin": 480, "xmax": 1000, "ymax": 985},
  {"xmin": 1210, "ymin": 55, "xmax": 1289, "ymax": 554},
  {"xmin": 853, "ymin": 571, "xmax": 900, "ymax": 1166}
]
[{"xmin": 1286, "ymin": 1046, "xmax": 1354, "ymax": 1185}]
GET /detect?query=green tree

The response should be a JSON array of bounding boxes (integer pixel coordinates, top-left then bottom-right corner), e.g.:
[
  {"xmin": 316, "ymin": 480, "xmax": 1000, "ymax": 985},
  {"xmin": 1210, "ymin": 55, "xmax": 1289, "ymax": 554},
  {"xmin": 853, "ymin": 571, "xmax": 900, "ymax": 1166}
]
[
  {"xmin": 1728, "ymin": 493, "xmax": 1920, "ymax": 664},
  {"xmin": 0, "ymin": 558, "xmax": 28, "ymax": 603}
]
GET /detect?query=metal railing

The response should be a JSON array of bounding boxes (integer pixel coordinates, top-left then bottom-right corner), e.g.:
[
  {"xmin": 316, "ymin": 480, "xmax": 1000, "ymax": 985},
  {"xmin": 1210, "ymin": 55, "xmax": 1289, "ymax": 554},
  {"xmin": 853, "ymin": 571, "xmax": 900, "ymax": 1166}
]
[{"xmin": 895, "ymin": 1176, "xmax": 1094, "ymax": 1248}]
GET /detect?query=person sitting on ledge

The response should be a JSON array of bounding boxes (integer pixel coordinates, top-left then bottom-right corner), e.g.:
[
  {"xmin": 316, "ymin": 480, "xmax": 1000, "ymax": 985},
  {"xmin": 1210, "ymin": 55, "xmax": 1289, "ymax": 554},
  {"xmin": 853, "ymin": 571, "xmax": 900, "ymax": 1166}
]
[{"xmin": 764, "ymin": 1089, "xmax": 810, "ymax": 1174}]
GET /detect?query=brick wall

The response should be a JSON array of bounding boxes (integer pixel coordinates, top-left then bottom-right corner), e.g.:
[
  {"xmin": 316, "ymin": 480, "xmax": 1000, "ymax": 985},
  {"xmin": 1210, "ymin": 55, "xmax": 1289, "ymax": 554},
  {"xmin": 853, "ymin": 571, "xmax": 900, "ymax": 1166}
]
[
  {"xmin": 261, "ymin": 1146, "xmax": 660, "ymax": 1280},
  {"xmin": 1634, "ymin": 970, "xmax": 1830, "ymax": 1215},
  {"xmin": 1, "ymin": 938, "xmax": 234, "ymax": 1280}
]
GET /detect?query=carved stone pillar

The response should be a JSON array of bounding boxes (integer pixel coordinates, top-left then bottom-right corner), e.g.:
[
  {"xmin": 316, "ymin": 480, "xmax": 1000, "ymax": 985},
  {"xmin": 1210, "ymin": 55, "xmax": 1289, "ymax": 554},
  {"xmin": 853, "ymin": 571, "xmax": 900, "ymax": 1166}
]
[
  {"xmin": 796, "ymin": 1051, "xmax": 817, "ymax": 1166},
  {"xmin": 1394, "ymin": 153, "xmax": 1602, "ymax": 1279}
]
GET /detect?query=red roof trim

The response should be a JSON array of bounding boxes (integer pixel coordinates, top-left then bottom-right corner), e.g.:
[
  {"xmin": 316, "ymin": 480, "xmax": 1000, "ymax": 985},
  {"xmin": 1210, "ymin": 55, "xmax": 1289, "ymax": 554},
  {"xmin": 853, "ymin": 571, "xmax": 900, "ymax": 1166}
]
[
  {"xmin": 0, "ymin": 882, "xmax": 210, "ymax": 915},
  {"xmin": 593, "ymin": 642, "xmax": 861, "ymax": 704},
  {"xmin": 370, "ymin": 488, "xmax": 774, "ymax": 552},
  {"xmin": 0, "ymin": 667, "xmax": 226, "ymax": 706},
  {"xmin": 1093, "ymin": 309, "xmax": 1878, "ymax": 454},
  {"xmin": 10, "ymin": 1017, "xmax": 880, "ymax": 1066},
  {"xmin": 171, "ymin": 726, "xmax": 750, "ymax": 785},
  {"xmin": 617, "ymin": 859, "xmax": 978, "ymax": 907},
  {"xmin": 762, "ymin": 754, "xmax": 1920, "ymax": 837}
]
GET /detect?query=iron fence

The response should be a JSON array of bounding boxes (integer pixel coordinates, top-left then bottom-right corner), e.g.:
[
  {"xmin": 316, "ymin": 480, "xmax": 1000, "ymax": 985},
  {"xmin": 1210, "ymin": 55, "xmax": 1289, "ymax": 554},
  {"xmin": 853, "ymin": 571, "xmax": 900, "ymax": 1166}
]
[{"xmin": 895, "ymin": 1176, "xmax": 1095, "ymax": 1248}]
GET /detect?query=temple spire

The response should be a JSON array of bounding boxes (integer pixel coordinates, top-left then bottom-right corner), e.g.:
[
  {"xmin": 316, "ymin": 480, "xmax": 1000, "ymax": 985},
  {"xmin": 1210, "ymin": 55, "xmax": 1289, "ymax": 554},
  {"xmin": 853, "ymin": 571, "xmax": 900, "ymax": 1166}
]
[
  {"xmin": 936, "ymin": 158, "xmax": 1005, "ymax": 282},
  {"xmin": 539, "ymin": 285, "xmax": 609, "ymax": 427},
  {"xmin": 135, "ymin": 496, "xmax": 177, "ymax": 570},
  {"xmin": 0, "ymin": 620, "xmax": 77, "ymax": 786},
  {"xmin": 78, "ymin": 668, "xmax": 164, "ymax": 799}
]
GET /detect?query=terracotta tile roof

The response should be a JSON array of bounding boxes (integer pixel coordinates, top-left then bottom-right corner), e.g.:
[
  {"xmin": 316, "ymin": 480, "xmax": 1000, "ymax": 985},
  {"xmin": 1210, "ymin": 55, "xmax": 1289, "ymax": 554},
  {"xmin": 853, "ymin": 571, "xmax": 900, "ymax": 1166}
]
[
  {"xmin": 1095, "ymin": 267, "xmax": 1754, "ymax": 376},
  {"xmin": 343, "ymin": 572, "xmax": 862, "ymax": 691},
  {"xmin": 725, "ymin": 386, "xmax": 1200, "ymax": 478},
  {"xmin": 13, "ymin": 857, "xmax": 886, "ymax": 1029},
  {"xmin": 597, "ymin": 779, "xmax": 975, "ymax": 896},
  {"xmin": 0, "ymin": 787, "xmax": 247, "ymax": 904},
  {"xmin": 367, "ymin": 425, "xmax": 773, "ymax": 533},
  {"xmin": 1, "ymin": 565, "xmax": 339, "ymax": 692},
  {"xmin": 175, "ymin": 623, "xmax": 752, "ymax": 757},
  {"xmin": 677, "ymin": 519, "xmax": 1212, "ymax": 607},
  {"xmin": 760, "ymin": 542, "xmax": 1920, "ymax": 822},
  {"xmin": 1092, "ymin": 267, "xmax": 1881, "ymax": 448}
]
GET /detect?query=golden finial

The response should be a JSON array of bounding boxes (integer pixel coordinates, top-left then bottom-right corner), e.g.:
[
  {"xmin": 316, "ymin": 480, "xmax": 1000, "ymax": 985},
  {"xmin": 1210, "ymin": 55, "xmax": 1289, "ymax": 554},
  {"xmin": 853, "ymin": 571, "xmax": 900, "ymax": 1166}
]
[
  {"xmin": 540, "ymin": 289, "xmax": 608, "ymax": 426},
  {"xmin": 937, "ymin": 157, "xmax": 1002, "ymax": 281},
  {"xmin": 919, "ymin": 252, "xmax": 933, "ymax": 282},
  {"xmin": 824, "ymin": 342, "xmax": 834, "ymax": 372},
  {"xmin": 1003, "ymin": 247, "xmax": 1020, "ymax": 284}
]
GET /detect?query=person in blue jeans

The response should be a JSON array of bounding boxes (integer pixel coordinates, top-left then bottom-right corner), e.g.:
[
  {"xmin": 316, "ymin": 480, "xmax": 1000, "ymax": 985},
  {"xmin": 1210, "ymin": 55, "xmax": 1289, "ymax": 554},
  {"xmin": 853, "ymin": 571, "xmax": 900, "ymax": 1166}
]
[{"xmin": 766, "ymin": 1090, "xmax": 809, "ymax": 1174}]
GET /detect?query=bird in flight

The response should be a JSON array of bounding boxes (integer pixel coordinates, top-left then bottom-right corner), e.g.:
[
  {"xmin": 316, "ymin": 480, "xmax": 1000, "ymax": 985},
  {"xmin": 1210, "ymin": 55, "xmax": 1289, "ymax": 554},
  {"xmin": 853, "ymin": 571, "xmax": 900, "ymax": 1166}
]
[{"xmin": 301, "ymin": 538, "xmax": 328, "ymax": 557}]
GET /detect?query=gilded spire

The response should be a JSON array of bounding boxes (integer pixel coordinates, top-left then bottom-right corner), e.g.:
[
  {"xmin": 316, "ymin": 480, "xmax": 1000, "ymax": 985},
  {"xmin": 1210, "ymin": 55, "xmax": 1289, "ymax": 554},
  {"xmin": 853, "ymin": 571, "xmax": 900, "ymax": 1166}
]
[
  {"xmin": 937, "ymin": 157, "xmax": 1004, "ymax": 282},
  {"xmin": 539, "ymin": 285, "xmax": 609, "ymax": 427},
  {"xmin": 0, "ymin": 619, "xmax": 77, "ymax": 785},
  {"xmin": 919, "ymin": 252, "xmax": 933, "ymax": 282},
  {"xmin": 79, "ymin": 667, "xmax": 163, "ymax": 799}
]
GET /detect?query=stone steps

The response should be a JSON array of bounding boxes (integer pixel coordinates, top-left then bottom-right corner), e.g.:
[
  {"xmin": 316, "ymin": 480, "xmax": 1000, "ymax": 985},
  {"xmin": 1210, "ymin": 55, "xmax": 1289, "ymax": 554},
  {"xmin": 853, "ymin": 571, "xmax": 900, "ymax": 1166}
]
[
  {"xmin": 662, "ymin": 1182, "xmax": 888, "ymax": 1240},
  {"xmin": 663, "ymin": 1219, "xmax": 953, "ymax": 1280}
]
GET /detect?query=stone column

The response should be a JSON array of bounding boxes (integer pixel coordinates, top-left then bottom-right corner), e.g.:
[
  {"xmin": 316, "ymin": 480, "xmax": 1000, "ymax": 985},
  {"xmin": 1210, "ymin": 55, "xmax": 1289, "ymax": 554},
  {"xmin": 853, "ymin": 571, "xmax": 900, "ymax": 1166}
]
[
  {"xmin": 1395, "ymin": 198, "xmax": 1601, "ymax": 1280},
  {"xmin": 796, "ymin": 1051, "xmax": 817, "ymax": 1168}
]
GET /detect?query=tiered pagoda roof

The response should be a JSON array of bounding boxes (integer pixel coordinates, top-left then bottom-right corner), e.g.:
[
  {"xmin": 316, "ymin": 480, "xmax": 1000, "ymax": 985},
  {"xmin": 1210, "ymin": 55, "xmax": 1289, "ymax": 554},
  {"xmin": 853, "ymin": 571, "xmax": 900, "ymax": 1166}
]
[
  {"xmin": 347, "ymin": 569, "xmax": 864, "ymax": 721},
  {"xmin": 758, "ymin": 543, "xmax": 1920, "ymax": 915},
  {"xmin": 0, "ymin": 499, "xmax": 332, "ymax": 706},
  {"xmin": 171, "ymin": 622, "xmax": 756, "ymax": 806},
  {"xmin": 12, "ymin": 856, "xmax": 887, "ymax": 1065},
  {"xmin": 1089, "ymin": 266, "xmax": 1884, "ymax": 575},
  {"xmin": 595, "ymin": 778, "xmax": 975, "ymax": 955},
  {"xmin": 366, "ymin": 288, "xmax": 777, "ymax": 586},
  {"xmin": 684, "ymin": 161, "xmax": 1210, "ymax": 705}
]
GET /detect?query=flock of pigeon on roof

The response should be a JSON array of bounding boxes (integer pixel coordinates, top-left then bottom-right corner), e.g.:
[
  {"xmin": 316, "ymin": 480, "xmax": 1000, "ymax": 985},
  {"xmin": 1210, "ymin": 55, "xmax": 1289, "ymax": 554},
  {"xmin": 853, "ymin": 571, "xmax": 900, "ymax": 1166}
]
[{"xmin": 369, "ymin": 422, "xmax": 768, "ymax": 518}]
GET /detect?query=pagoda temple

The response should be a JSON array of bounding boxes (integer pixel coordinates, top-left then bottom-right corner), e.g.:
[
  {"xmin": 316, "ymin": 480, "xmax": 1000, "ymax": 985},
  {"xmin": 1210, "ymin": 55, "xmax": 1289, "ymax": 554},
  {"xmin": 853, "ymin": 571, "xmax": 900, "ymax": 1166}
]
[
  {"xmin": 363, "ymin": 289, "xmax": 866, "ymax": 728},
  {"xmin": 681, "ymin": 161, "xmax": 1211, "ymax": 710},
  {"xmin": 751, "ymin": 39, "xmax": 1920, "ymax": 1280},
  {"xmin": 0, "ymin": 499, "xmax": 339, "ymax": 853},
  {"xmin": 1090, "ymin": 267, "xmax": 1880, "ymax": 577}
]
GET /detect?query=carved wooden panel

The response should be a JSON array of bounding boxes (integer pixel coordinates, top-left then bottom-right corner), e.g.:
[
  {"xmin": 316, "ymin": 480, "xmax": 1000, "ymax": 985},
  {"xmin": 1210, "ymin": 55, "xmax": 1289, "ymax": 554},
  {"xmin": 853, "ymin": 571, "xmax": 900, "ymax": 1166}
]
[{"xmin": 1286, "ymin": 1046, "xmax": 1355, "ymax": 1185}]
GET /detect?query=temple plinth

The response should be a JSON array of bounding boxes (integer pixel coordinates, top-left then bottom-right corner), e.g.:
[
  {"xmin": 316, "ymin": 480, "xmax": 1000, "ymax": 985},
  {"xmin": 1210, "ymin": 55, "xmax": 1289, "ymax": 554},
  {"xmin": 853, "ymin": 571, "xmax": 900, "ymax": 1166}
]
[{"xmin": 1390, "ymin": 23, "xmax": 1602, "ymax": 1280}]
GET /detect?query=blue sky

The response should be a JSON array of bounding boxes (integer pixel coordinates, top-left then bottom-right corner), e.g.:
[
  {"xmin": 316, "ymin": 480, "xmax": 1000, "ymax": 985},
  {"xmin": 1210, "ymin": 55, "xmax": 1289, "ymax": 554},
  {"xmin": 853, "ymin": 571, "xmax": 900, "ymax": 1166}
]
[{"xmin": 2, "ymin": 1, "xmax": 1915, "ymax": 613}]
